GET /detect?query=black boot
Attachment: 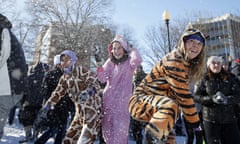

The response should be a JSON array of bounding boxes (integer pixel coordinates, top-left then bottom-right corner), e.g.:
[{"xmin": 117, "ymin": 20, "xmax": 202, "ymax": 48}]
[
  {"xmin": 19, "ymin": 126, "xmax": 34, "ymax": 143},
  {"xmin": 136, "ymin": 137, "xmax": 143, "ymax": 144},
  {"xmin": 195, "ymin": 129, "xmax": 203, "ymax": 144},
  {"xmin": 98, "ymin": 128, "xmax": 106, "ymax": 144},
  {"xmin": 134, "ymin": 130, "xmax": 142, "ymax": 144},
  {"xmin": 175, "ymin": 125, "xmax": 185, "ymax": 136}
]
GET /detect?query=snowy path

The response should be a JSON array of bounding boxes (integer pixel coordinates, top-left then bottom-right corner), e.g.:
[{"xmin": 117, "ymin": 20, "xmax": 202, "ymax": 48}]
[
  {"xmin": 2, "ymin": 123, "xmax": 186, "ymax": 144},
  {"xmin": 1, "ymin": 111, "xmax": 186, "ymax": 144}
]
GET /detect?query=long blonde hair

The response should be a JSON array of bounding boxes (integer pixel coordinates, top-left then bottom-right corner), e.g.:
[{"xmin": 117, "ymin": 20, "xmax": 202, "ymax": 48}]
[{"xmin": 189, "ymin": 47, "xmax": 206, "ymax": 83}]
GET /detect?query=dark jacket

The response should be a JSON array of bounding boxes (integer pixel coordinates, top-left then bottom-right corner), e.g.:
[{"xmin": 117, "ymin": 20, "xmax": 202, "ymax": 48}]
[
  {"xmin": 41, "ymin": 66, "xmax": 64, "ymax": 103},
  {"xmin": 41, "ymin": 66, "xmax": 75, "ymax": 125},
  {"xmin": 133, "ymin": 69, "xmax": 146, "ymax": 90},
  {"xmin": 194, "ymin": 70, "xmax": 240, "ymax": 124},
  {"xmin": 8, "ymin": 32, "xmax": 28, "ymax": 95},
  {"xmin": 23, "ymin": 62, "xmax": 45, "ymax": 106},
  {"xmin": 231, "ymin": 61, "xmax": 240, "ymax": 79},
  {"xmin": 231, "ymin": 61, "xmax": 240, "ymax": 114},
  {"xmin": 18, "ymin": 62, "xmax": 45, "ymax": 126},
  {"xmin": 0, "ymin": 14, "xmax": 28, "ymax": 95}
]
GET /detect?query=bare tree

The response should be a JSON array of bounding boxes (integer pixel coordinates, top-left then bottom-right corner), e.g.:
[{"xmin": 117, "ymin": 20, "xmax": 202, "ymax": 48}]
[
  {"xmin": 115, "ymin": 24, "xmax": 139, "ymax": 47},
  {"xmin": 143, "ymin": 23, "xmax": 183, "ymax": 66},
  {"xmin": 24, "ymin": 0, "xmax": 113, "ymax": 66},
  {"xmin": 0, "ymin": 0, "xmax": 17, "ymax": 17},
  {"xmin": 0, "ymin": 0, "xmax": 36, "ymax": 62},
  {"xmin": 25, "ymin": 0, "xmax": 113, "ymax": 47},
  {"xmin": 143, "ymin": 12, "xmax": 206, "ymax": 67}
]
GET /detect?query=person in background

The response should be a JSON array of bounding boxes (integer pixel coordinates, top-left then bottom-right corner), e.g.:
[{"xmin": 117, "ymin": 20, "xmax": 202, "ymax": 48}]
[
  {"xmin": 230, "ymin": 58, "xmax": 240, "ymax": 130},
  {"xmin": 222, "ymin": 59, "xmax": 231, "ymax": 72},
  {"xmin": 231, "ymin": 58, "xmax": 240, "ymax": 78},
  {"xmin": 96, "ymin": 35, "xmax": 142, "ymax": 144},
  {"xmin": 129, "ymin": 28, "xmax": 207, "ymax": 144},
  {"xmin": 132, "ymin": 65, "xmax": 146, "ymax": 90},
  {"xmin": 43, "ymin": 63, "xmax": 50, "ymax": 73},
  {"xmin": 0, "ymin": 13, "xmax": 28, "ymax": 140},
  {"xmin": 34, "ymin": 54, "xmax": 75, "ymax": 144},
  {"xmin": 184, "ymin": 83, "xmax": 206, "ymax": 144},
  {"xmin": 130, "ymin": 65, "xmax": 147, "ymax": 144},
  {"xmin": 18, "ymin": 61, "xmax": 46, "ymax": 143},
  {"xmin": 194, "ymin": 56, "xmax": 240, "ymax": 144}
]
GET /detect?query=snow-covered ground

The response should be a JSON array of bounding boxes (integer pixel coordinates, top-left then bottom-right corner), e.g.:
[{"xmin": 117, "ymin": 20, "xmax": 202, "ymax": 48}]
[
  {"xmin": 2, "ymin": 124, "xmax": 186, "ymax": 144},
  {"xmin": 1, "ymin": 109, "xmax": 55, "ymax": 144},
  {"xmin": 1, "ymin": 109, "xmax": 186, "ymax": 144}
]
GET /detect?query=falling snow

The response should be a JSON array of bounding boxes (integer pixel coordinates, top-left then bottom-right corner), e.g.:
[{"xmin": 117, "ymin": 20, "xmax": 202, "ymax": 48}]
[{"xmin": 1, "ymin": 109, "xmax": 187, "ymax": 143}]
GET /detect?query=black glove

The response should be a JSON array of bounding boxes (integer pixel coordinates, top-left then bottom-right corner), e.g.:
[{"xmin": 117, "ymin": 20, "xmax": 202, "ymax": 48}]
[
  {"xmin": 212, "ymin": 91, "xmax": 228, "ymax": 105},
  {"xmin": 33, "ymin": 106, "xmax": 50, "ymax": 133},
  {"xmin": 38, "ymin": 104, "xmax": 51, "ymax": 120},
  {"xmin": 94, "ymin": 46, "xmax": 104, "ymax": 66}
]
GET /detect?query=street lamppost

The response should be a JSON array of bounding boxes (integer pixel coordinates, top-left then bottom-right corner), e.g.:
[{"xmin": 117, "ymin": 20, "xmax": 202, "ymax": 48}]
[{"xmin": 162, "ymin": 10, "xmax": 171, "ymax": 52}]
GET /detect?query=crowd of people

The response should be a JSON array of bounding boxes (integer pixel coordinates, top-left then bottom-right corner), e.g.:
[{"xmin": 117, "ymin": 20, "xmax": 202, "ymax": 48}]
[{"xmin": 1, "ymin": 13, "xmax": 240, "ymax": 144}]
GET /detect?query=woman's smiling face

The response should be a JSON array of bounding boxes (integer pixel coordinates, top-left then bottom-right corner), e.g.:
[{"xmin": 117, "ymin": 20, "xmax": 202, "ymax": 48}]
[
  {"xmin": 111, "ymin": 42, "xmax": 125, "ymax": 59},
  {"xmin": 185, "ymin": 39, "xmax": 203, "ymax": 59}
]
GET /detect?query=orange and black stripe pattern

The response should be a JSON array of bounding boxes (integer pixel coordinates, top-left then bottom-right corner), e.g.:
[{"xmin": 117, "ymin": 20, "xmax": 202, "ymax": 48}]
[{"xmin": 129, "ymin": 50, "xmax": 199, "ymax": 143}]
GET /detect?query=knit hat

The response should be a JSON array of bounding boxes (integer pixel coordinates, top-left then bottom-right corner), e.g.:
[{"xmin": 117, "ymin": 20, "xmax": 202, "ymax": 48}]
[
  {"xmin": 53, "ymin": 54, "xmax": 61, "ymax": 65},
  {"xmin": 184, "ymin": 34, "xmax": 205, "ymax": 44},
  {"xmin": 108, "ymin": 35, "xmax": 129, "ymax": 56},
  {"xmin": 181, "ymin": 28, "xmax": 206, "ymax": 46},
  {"xmin": 207, "ymin": 56, "xmax": 223, "ymax": 67}
]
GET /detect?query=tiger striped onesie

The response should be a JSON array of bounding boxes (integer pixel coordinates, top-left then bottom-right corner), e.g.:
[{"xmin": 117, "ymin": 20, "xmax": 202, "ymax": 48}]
[{"xmin": 129, "ymin": 49, "xmax": 200, "ymax": 144}]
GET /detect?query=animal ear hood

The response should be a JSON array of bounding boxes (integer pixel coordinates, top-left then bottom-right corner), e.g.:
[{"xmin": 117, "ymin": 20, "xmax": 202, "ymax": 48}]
[
  {"xmin": 60, "ymin": 50, "xmax": 78, "ymax": 74},
  {"xmin": 182, "ymin": 28, "xmax": 206, "ymax": 45},
  {"xmin": 178, "ymin": 28, "xmax": 207, "ymax": 60},
  {"xmin": 108, "ymin": 35, "xmax": 129, "ymax": 56}
]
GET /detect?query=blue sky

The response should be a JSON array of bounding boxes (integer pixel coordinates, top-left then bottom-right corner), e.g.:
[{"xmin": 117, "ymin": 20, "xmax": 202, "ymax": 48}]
[
  {"xmin": 112, "ymin": 0, "xmax": 239, "ymax": 43},
  {"xmin": 16, "ymin": 0, "xmax": 239, "ymax": 44},
  {"xmin": 15, "ymin": 0, "xmax": 239, "ymax": 71},
  {"xmin": 111, "ymin": 0, "xmax": 239, "ymax": 71}
]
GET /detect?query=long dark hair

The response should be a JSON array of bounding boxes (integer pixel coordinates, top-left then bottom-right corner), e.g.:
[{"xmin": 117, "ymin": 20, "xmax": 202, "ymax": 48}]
[{"xmin": 110, "ymin": 50, "xmax": 129, "ymax": 65}]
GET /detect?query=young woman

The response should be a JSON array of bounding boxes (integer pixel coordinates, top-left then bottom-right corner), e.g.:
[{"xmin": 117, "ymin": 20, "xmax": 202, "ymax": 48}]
[
  {"xmin": 97, "ymin": 35, "xmax": 142, "ymax": 144},
  {"xmin": 129, "ymin": 28, "xmax": 207, "ymax": 144}
]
